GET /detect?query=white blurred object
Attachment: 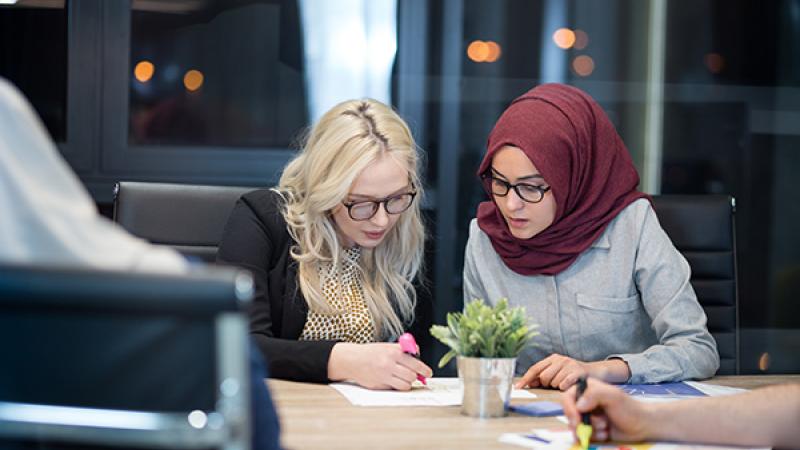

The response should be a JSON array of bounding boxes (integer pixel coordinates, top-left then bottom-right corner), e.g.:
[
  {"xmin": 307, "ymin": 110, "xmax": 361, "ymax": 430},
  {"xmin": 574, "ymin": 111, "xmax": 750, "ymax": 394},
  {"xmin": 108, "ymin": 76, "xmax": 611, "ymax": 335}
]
[
  {"xmin": 685, "ymin": 381, "xmax": 748, "ymax": 397},
  {"xmin": 299, "ymin": 0, "xmax": 397, "ymax": 122}
]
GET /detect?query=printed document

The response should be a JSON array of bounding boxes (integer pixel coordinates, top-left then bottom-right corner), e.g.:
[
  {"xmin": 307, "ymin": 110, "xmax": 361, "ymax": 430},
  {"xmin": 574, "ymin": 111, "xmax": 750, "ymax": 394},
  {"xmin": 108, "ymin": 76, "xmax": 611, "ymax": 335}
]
[{"xmin": 331, "ymin": 377, "xmax": 536, "ymax": 406}]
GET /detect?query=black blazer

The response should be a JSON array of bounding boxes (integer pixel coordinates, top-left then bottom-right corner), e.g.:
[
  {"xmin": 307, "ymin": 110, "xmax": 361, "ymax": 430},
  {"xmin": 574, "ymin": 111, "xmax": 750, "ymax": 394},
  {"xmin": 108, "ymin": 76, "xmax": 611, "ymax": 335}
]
[{"xmin": 217, "ymin": 189, "xmax": 337, "ymax": 383}]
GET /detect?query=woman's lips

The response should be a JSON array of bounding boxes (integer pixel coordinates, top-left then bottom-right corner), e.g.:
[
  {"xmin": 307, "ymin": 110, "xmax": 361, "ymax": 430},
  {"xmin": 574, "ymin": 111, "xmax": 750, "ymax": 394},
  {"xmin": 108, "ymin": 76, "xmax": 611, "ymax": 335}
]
[
  {"xmin": 507, "ymin": 217, "xmax": 529, "ymax": 229},
  {"xmin": 364, "ymin": 230, "xmax": 386, "ymax": 240}
]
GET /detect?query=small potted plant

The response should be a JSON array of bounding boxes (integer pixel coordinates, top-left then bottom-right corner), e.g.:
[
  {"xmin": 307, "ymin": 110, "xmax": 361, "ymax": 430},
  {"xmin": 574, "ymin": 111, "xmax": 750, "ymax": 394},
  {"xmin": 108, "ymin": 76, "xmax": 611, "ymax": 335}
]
[{"xmin": 430, "ymin": 298, "xmax": 538, "ymax": 418}]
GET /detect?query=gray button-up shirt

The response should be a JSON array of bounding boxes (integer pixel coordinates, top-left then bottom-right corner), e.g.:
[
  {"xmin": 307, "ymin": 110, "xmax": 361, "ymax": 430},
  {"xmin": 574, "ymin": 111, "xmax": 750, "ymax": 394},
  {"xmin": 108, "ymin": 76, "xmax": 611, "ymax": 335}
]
[{"xmin": 463, "ymin": 199, "xmax": 720, "ymax": 383}]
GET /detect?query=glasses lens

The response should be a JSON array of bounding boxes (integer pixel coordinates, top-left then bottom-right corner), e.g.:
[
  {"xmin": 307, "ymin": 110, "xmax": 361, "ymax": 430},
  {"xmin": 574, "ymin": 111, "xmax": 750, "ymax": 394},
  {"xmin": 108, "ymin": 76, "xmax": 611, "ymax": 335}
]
[
  {"xmin": 386, "ymin": 194, "xmax": 414, "ymax": 214},
  {"xmin": 489, "ymin": 178, "xmax": 510, "ymax": 196},
  {"xmin": 349, "ymin": 202, "xmax": 377, "ymax": 220},
  {"xmin": 516, "ymin": 184, "xmax": 543, "ymax": 203}
]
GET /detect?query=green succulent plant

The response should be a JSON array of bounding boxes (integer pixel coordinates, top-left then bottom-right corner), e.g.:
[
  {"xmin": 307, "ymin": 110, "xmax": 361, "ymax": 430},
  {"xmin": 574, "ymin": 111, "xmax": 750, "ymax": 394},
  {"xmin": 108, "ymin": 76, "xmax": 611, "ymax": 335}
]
[{"xmin": 429, "ymin": 298, "xmax": 538, "ymax": 368}]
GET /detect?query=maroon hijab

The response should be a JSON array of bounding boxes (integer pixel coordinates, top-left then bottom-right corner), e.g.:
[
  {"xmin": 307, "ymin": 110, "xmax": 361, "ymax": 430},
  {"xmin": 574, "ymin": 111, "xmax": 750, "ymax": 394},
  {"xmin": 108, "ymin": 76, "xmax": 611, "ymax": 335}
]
[{"xmin": 476, "ymin": 83, "xmax": 649, "ymax": 276}]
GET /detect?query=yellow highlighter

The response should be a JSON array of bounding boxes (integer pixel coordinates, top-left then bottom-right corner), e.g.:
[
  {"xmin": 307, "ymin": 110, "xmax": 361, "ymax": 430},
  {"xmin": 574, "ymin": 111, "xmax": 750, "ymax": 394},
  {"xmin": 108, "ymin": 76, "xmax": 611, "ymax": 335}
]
[{"xmin": 575, "ymin": 377, "xmax": 593, "ymax": 450}]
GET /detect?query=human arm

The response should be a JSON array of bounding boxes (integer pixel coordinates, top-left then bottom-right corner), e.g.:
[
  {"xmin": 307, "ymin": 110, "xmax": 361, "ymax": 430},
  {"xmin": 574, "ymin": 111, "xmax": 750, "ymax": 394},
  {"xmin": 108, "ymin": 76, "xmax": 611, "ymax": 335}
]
[
  {"xmin": 563, "ymin": 378, "xmax": 800, "ymax": 448},
  {"xmin": 608, "ymin": 205, "xmax": 720, "ymax": 383},
  {"xmin": 328, "ymin": 342, "xmax": 432, "ymax": 391},
  {"xmin": 519, "ymin": 203, "xmax": 720, "ymax": 390},
  {"xmin": 516, "ymin": 355, "xmax": 631, "ymax": 390},
  {"xmin": 218, "ymin": 192, "xmax": 431, "ymax": 388},
  {"xmin": 217, "ymin": 193, "xmax": 338, "ymax": 383}
]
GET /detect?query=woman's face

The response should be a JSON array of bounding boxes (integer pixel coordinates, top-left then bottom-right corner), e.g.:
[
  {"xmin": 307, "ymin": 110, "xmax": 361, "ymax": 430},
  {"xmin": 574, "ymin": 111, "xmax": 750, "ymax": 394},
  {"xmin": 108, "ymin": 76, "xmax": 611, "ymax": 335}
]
[
  {"xmin": 488, "ymin": 145, "xmax": 557, "ymax": 239},
  {"xmin": 331, "ymin": 154, "xmax": 413, "ymax": 248}
]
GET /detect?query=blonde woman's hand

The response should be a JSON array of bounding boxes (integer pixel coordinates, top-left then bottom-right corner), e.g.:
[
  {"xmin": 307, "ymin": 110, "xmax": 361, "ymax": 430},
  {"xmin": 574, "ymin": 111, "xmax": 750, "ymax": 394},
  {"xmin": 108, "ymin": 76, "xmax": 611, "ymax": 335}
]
[
  {"xmin": 328, "ymin": 342, "xmax": 432, "ymax": 391},
  {"xmin": 515, "ymin": 354, "xmax": 631, "ymax": 390}
]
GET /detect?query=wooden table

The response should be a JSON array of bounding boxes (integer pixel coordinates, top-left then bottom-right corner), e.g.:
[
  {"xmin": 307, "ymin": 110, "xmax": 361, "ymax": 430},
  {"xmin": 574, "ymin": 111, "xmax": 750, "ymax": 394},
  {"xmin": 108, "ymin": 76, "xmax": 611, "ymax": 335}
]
[{"xmin": 268, "ymin": 375, "xmax": 800, "ymax": 450}]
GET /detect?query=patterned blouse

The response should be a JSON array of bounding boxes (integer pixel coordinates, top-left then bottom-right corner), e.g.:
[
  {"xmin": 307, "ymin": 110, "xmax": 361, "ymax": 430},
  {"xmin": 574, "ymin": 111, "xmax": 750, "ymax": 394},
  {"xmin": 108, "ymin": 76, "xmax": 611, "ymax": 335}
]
[{"xmin": 300, "ymin": 246, "xmax": 376, "ymax": 344}]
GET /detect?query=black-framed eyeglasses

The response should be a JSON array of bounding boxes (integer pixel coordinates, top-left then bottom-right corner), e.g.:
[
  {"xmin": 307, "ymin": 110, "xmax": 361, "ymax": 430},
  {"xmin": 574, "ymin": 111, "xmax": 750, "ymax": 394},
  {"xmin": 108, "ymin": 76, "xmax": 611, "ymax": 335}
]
[
  {"xmin": 481, "ymin": 173, "xmax": 551, "ymax": 204},
  {"xmin": 342, "ymin": 191, "xmax": 417, "ymax": 221}
]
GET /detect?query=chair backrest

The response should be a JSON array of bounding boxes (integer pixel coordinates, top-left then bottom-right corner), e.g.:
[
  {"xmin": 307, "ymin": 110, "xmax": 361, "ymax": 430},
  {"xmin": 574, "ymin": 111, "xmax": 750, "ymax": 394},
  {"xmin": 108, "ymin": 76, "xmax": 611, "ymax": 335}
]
[
  {"xmin": 113, "ymin": 182, "xmax": 255, "ymax": 262},
  {"xmin": 0, "ymin": 264, "xmax": 254, "ymax": 449},
  {"xmin": 651, "ymin": 195, "xmax": 739, "ymax": 375}
]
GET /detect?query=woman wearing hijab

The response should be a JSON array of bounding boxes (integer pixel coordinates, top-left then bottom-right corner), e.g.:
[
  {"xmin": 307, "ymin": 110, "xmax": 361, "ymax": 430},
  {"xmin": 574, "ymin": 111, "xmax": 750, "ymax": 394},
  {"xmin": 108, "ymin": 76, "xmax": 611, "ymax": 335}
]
[
  {"xmin": 217, "ymin": 99, "xmax": 432, "ymax": 389},
  {"xmin": 0, "ymin": 77, "xmax": 281, "ymax": 450},
  {"xmin": 464, "ymin": 83, "xmax": 719, "ymax": 390}
]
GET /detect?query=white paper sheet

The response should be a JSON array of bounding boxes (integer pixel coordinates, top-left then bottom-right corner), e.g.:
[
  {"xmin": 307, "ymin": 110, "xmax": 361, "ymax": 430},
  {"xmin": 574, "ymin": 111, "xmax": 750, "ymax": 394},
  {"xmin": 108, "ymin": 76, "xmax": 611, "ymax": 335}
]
[
  {"xmin": 330, "ymin": 377, "xmax": 536, "ymax": 406},
  {"xmin": 499, "ymin": 429, "xmax": 770, "ymax": 450},
  {"xmin": 684, "ymin": 381, "xmax": 748, "ymax": 397}
]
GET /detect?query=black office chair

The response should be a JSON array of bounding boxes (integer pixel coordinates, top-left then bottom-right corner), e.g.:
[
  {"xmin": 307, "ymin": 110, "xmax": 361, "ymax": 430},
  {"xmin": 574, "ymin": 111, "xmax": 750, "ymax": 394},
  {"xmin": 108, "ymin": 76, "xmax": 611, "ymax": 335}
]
[
  {"xmin": 113, "ymin": 182, "xmax": 256, "ymax": 262},
  {"xmin": 651, "ymin": 195, "xmax": 739, "ymax": 375},
  {"xmin": 0, "ymin": 264, "xmax": 254, "ymax": 449}
]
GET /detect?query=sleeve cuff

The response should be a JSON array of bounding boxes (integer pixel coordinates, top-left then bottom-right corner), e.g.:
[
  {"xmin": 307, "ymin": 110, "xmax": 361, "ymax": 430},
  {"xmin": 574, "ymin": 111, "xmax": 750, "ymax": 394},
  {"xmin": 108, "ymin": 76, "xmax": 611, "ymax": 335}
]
[{"xmin": 606, "ymin": 354, "xmax": 643, "ymax": 384}]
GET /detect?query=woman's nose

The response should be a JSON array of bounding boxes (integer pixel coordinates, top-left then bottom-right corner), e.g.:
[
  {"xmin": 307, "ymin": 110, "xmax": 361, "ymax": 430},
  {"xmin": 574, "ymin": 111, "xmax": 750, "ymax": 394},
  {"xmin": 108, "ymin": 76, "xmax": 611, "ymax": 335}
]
[
  {"xmin": 370, "ymin": 204, "xmax": 390, "ymax": 227},
  {"xmin": 504, "ymin": 189, "xmax": 525, "ymax": 211}
]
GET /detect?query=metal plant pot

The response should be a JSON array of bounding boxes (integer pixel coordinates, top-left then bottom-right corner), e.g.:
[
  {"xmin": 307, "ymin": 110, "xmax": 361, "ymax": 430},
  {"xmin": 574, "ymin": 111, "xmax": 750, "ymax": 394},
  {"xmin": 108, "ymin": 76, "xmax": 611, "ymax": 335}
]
[{"xmin": 457, "ymin": 356, "xmax": 516, "ymax": 418}]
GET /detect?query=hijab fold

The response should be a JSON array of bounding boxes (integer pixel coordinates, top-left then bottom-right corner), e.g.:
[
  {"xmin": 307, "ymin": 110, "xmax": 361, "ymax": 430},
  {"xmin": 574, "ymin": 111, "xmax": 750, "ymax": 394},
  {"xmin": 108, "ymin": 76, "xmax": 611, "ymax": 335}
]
[{"xmin": 476, "ymin": 83, "xmax": 648, "ymax": 276}]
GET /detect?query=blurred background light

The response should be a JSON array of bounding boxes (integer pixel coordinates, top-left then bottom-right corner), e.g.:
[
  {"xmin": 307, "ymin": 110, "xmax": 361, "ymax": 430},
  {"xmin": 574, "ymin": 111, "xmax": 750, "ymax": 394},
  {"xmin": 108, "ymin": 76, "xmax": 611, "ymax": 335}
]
[
  {"xmin": 187, "ymin": 410, "xmax": 207, "ymax": 429},
  {"xmin": 574, "ymin": 29, "xmax": 589, "ymax": 50},
  {"xmin": 183, "ymin": 69, "xmax": 204, "ymax": 91},
  {"xmin": 467, "ymin": 40, "xmax": 490, "ymax": 62},
  {"xmin": 133, "ymin": 60, "xmax": 154, "ymax": 83},
  {"xmin": 758, "ymin": 352, "xmax": 770, "ymax": 371},
  {"xmin": 485, "ymin": 41, "xmax": 502, "ymax": 63},
  {"xmin": 704, "ymin": 52, "xmax": 725, "ymax": 74},
  {"xmin": 572, "ymin": 54, "xmax": 595, "ymax": 76},
  {"xmin": 552, "ymin": 27, "xmax": 576, "ymax": 49}
]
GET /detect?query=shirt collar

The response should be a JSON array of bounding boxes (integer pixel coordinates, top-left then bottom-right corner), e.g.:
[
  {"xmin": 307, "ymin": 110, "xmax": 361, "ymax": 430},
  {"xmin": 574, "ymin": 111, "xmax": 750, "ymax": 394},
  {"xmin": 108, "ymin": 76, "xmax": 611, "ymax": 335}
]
[{"xmin": 343, "ymin": 245, "xmax": 362, "ymax": 262}]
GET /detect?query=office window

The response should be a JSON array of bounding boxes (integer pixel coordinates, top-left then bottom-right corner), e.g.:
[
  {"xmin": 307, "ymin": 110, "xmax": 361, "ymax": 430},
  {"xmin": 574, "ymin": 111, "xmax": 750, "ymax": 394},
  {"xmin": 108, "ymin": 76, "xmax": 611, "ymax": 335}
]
[
  {"xmin": 0, "ymin": 0, "xmax": 67, "ymax": 142},
  {"xmin": 128, "ymin": 0, "xmax": 309, "ymax": 147},
  {"xmin": 128, "ymin": 0, "xmax": 399, "ymax": 148}
]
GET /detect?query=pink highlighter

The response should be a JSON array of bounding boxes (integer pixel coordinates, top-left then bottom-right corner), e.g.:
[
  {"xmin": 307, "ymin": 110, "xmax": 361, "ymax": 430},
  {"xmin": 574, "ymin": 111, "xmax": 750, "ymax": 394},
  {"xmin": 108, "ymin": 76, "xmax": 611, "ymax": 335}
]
[{"xmin": 398, "ymin": 332, "xmax": 427, "ymax": 385}]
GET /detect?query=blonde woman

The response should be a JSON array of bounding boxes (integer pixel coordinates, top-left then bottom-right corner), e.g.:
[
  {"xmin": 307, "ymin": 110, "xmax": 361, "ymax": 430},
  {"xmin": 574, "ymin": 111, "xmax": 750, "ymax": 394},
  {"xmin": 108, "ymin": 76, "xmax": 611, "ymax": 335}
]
[{"xmin": 218, "ymin": 99, "xmax": 432, "ymax": 390}]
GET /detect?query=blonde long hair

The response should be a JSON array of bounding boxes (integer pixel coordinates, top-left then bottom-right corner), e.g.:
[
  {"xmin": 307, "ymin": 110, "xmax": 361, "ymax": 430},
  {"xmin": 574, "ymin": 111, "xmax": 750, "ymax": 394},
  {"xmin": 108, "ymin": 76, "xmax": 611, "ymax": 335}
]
[{"xmin": 278, "ymin": 99, "xmax": 425, "ymax": 339}]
